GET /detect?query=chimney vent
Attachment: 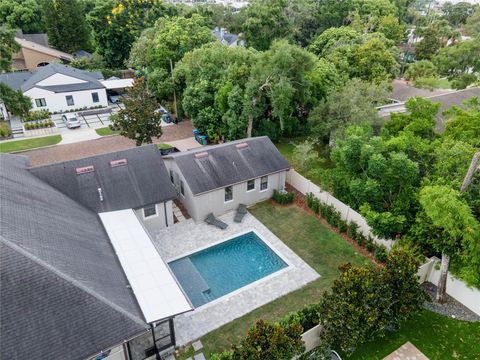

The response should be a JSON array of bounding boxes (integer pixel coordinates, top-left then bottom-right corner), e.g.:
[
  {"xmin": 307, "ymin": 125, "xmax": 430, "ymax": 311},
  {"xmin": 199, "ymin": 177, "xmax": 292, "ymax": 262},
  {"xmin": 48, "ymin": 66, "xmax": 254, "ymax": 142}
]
[
  {"xmin": 110, "ymin": 158, "xmax": 128, "ymax": 167},
  {"xmin": 235, "ymin": 143, "xmax": 249, "ymax": 150},
  {"xmin": 97, "ymin": 187, "xmax": 104, "ymax": 202},
  {"xmin": 195, "ymin": 151, "xmax": 209, "ymax": 159},
  {"xmin": 75, "ymin": 165, "xmax": 94, "ymax": 175}
]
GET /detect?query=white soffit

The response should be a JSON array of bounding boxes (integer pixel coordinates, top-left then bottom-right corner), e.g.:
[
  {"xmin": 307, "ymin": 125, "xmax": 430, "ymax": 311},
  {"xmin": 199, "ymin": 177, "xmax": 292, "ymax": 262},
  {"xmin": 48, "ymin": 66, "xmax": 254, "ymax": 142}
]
[
  {"xmin": 100, "ymin": 78, "xmax": 134, "ymax": 89},
  {"xmin": 99, "ymin": 209, "xmax": 192, "ymax": 323}
]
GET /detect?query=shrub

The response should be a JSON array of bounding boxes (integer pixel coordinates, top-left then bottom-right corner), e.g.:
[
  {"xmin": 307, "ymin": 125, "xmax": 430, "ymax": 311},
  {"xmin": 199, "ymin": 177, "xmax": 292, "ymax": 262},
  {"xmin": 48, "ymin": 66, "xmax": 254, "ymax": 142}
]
[
  {"xmin": 375, "ymin": 244, "xmax": 388, "ymax": 262},
  {"xmin": 280, "ymin": 303, "xmax": 320, "ymax": 332},
  {"xmin": 272, "ymin": 189, "xmax": 294, "ymax": 205},
  {"xmin": 366, "ymin": 236, "xmax": 375, "ymax": 253},
  {"xmin": 356, "ymin": 233, "xmax": 366, "ymax": 247},
  {"xmin": 412, "ymin": 77, "xmax": 439, "ymax": 90},
  {"xmin": 23, "ymin": 109, "xmax": 49, "ymax": 122},
  {"xmin": 337, "ymin": 219, "xmax": 348, "ymax": 233},
  {"xmin": 0, "ymin": 122, "xmax": 12, "ymax": 137},
  {"xmin": 306, "ymin": 193, "xmax": 315, "ymax": 208},
  {"xmin": 347, "ymin": 222, "xmax": 359, "ymax": 239}
]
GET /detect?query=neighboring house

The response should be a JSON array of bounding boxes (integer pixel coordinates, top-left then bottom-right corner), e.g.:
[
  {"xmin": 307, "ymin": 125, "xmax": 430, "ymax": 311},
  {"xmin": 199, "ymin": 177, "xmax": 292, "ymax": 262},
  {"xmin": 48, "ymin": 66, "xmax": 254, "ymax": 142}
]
[
  {"xmin": 378, "ymin": 85, "xmax": 480, "ymax": 132},
  {"xmin": 164, "ymin": 136, "xmax": 290, "ymax": 222},
  {"xmin": 0, "ymin": 64, "xmax": 132, "ymax": 114},
  {"xmin": 212, "ymin": 27, "xmax": 244, "ymax": 47},
  {"xmin": 13, "ymin": 32, "xmax": 74, "ymax": 71},
  {"xmin": 1, "ymin": 145, "xmax": 192, "ymax": 360}
]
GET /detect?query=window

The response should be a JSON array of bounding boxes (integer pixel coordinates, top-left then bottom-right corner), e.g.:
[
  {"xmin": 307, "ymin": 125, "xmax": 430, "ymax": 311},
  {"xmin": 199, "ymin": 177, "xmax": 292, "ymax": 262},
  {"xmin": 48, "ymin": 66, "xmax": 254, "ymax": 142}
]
[
  {"xmin": 247, "ymin": 179, "xmax": 255, "ymax": 191},
  {"xmin": 225, "ymin": 186, "xmax": 233, "ymax": 202},
  {"xmin": 260, "ymin": 176, "xmax": 268, "ymax": 191},
  {"xmin": 180, "ymin": 180, "xmax": 185, "ymax": 196},
  {"xmin": 91, "ymin": 92, "xmax": 99, "ymax": 103},
  {"xmin": 35, "ymin": 98, "xmax": 46, "ymax": 107},
  {"xmin": 66, "ymin": 95, "xmax": 74, "ymax": 106},
  {"xmin": 143, "ymin": 205, "xmax": 157, "ymax": 218}
]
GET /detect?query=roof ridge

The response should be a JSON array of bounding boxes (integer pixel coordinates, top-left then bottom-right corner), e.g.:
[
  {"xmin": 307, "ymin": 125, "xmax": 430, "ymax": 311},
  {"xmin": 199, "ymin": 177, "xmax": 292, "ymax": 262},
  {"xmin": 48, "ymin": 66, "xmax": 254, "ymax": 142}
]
[{"xmin": 0, "ymin": 236, "xmax": 148, "ymax": 327}]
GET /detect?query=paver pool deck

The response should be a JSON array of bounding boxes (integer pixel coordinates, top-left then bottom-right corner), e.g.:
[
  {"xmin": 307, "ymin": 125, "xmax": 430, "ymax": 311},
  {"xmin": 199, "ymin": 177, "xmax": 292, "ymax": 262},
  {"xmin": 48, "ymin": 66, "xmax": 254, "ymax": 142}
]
[{"xmin": 151, "ymin": 212, "xmax": 320, "ymax": 346}]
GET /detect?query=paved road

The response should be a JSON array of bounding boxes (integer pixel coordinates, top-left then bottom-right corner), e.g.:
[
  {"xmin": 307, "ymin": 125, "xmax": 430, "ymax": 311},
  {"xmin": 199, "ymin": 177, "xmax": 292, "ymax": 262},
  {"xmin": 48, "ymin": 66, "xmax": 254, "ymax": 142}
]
[{"xmin": 22, "ymin": 120, "xmax": 195, "ymax": 166}]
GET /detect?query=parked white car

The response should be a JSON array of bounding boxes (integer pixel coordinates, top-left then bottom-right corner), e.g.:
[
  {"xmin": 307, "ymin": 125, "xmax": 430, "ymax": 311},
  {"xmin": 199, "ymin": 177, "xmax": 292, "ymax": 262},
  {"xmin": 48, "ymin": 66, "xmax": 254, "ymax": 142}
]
[{"xmin": 62, "ymin": 113, "xmax": 81, "ymax": 129}]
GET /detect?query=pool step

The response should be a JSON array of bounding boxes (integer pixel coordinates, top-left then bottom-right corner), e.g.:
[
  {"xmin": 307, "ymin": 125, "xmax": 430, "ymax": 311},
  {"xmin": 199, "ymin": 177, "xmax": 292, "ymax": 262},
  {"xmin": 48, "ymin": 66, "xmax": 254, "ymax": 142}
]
[{"xmin": 169, "ymin": 257, "xmax": 209, "ymax": 307}]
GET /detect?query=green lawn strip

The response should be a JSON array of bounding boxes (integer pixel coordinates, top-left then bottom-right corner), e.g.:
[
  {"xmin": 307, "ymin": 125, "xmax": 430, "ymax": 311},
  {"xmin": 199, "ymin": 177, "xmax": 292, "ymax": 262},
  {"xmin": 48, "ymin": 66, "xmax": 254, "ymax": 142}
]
[
  {"xmin": 195, "ymin": 201, "xmax": 368, "ymax": 357},
  {"xmin": 344, "ymin": 309, "xmax": 480, "ymax": 360},
  {"xmin": 157, "ymin": 143, "xmax": 173, "ymax": 149},
  {"xmin": 95, "ymin": 127, "xmax": 120, "ymax": 136},
  {"xmin": 0, "ymin": 135, "xmax": 62, "ymax": 153}
]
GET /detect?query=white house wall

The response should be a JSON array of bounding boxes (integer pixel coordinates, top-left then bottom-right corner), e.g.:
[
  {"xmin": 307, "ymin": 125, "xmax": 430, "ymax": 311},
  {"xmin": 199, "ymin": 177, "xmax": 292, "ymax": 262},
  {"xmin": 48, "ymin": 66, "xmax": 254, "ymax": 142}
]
[
  {"xmin": 24, "ymin": 87, "xmax": 108, "ymax": 113},
  {"xmin": 37, "ymin": 73, "xmax": 87, "ymax": 86},
  {"xmin": 164, "ymin": 158, "xmax": 287, "ymax": 221},
  {"xmin": 135, "ymin": 200, "xmax": 174, "ymax": 234}
]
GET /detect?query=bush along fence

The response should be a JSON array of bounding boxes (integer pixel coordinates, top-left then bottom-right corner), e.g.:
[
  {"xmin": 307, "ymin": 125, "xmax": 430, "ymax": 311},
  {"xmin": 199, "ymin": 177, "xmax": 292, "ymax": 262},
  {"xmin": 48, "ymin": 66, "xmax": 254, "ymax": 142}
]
[
  {"xmin": 272, "ymin": 189, "xmax": 295, "ymax": 205},
  {"xmin": 209, "ymin": 248, "xmax": 427, "ymax": 360},
  {"xmin": 287, "ymin": 169, "xmax": 394, "ymax": 249}
]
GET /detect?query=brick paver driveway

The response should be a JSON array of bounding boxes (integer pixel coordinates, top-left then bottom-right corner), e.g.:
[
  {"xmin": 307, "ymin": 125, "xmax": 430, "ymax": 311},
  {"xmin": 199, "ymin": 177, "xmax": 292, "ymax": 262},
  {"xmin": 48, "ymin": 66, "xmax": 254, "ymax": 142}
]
[{"xmin": 22, "ymin": 120, "xmax": 195, "ymax": 166}]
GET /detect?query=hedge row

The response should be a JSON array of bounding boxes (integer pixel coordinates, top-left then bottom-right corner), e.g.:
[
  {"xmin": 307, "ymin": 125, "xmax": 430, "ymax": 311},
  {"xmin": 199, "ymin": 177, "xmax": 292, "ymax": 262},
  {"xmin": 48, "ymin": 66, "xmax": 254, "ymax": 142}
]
[
  {"xmin": 306, "ymin": 193, "xmax": 388, "ymax": 263},
  {"xmin": 24, "ymin": 120, "xmax": 55, "ymax": 130}
]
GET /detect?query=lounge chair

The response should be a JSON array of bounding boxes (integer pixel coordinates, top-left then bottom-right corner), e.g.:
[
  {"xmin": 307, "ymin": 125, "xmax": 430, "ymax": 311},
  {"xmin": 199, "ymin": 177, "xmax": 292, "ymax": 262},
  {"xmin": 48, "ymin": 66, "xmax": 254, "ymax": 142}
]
[
  {"xmin": 234, "ymin": 204, "xmax": 248, "ymax": 223},
  {"xmin": 205, "ymin": 213, "xmax": 228, "ymax": 229}
]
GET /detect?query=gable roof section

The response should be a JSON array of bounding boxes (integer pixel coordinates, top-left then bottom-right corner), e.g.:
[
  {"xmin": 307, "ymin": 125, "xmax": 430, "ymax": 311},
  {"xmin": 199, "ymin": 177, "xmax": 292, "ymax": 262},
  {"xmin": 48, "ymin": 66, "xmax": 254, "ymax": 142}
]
[
  {"xmin": 30, "ymin": 144, "xmax": 177, "ymax": 213},
  {"xmin": 21, "ymin": 63, "xmax": 104, "ymax": 92},
  {"xmin": 15, "ymin": 36, "xmax": 73, "ymax": 61},
  {"xmin": 0, "ymin": 71, "xmax": 35, "ymax": 90},
  {"xmin": 165, "ymin": 136, "xmax": 290, "ymax": 195},
  {"xmin": 0, "ymin": 154, "xmax": 147, "ymax": 359}
]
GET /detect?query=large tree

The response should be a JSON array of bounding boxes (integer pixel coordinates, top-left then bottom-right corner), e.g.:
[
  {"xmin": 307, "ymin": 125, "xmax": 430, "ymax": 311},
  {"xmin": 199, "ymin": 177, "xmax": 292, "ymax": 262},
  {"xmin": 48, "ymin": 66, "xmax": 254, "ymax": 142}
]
[
  {"xmin": 419, "ymin": 185, "xmax": 479, "ymax": 302},
  {"xmin": 42, "ymin": 0, "xmax": 91, "ymax": 53},
  {"xmin": 110, "ymin": 77, "xmax": 163, "ymax": 146},
  {"xmin": 0, "ymin": 26, "xmax": 20, "ymax": 73},
  {"xmin": 441, "ymin": 1, "xmax": 476, "ymax": 27},
  {"xmin": 0, "ymin": 0, "xmax": 45, "ymax": 33}
]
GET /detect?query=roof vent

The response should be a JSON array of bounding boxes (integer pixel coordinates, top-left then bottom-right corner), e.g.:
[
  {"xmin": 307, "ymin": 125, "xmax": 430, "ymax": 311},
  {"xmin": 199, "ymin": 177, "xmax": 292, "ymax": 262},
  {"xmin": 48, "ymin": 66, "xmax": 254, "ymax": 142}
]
[
  {"xmin": 75, "ymin": 165, "xmax": 94, "ymax": 175},
  {"xmin": 195, "ymin": 151, "xmax": 209, "ymax": 159},
  {"xmin": 110, "ymin": 158, "xmax": 128, "ymax": 167},
  {"xmin": 236, "ymin": 143, "xmax": 249, "ymax": 150}
]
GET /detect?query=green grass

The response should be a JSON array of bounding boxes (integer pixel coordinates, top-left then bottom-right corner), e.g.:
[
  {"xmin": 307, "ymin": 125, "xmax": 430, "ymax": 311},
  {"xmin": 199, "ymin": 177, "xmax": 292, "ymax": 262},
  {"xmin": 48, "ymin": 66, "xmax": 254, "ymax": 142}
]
[
  {"xmin": 344, "ymin": 310, "xmax": 480, "ymax": 360},
  {"xmin": 0, "ymin": 135, "xmax": 62, "ymax": 153},
  {"xmin": 157, "ymin": 143, "xmax": 173, "ymax": 149},
  {"xmin": 191, "ymin": 201, "xmax": 368, "ymax": 357},
  {"xmin": 95, "ymin": 127, "xmax": 120, "ymax": 136}
]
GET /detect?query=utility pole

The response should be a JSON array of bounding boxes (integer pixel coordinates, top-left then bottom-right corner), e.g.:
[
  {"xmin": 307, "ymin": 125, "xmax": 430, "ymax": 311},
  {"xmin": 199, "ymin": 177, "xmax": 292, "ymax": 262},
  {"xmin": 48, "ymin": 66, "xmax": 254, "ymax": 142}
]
[{"xmin": 169, "ymin": 58, "xmax": 179, "ymax": 122}]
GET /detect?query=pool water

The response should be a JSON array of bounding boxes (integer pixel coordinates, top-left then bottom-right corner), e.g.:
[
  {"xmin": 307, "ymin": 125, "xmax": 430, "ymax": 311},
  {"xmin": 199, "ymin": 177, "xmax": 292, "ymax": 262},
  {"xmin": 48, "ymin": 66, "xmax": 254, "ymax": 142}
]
[{"xmin": 168, "ymin": 231, "xmax": 287, "ymax": 308}]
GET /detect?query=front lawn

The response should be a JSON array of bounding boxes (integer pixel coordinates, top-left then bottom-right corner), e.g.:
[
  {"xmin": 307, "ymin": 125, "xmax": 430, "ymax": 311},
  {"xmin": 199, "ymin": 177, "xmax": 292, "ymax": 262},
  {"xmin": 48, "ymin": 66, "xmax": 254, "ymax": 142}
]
[
  {"xmin": 95, "ymin": 127, "xmax": 120, "ymax": 136},
  {"xmin": 345, "ymin": 309, "xmax": 480, "ymax": 360},
  {"xmin": 194, "ymin": 201, "xmax": 368, "ymax": 357},
  {"xmin": 0, "ymin": 135, "xmax": 62, "ymax": 153}
]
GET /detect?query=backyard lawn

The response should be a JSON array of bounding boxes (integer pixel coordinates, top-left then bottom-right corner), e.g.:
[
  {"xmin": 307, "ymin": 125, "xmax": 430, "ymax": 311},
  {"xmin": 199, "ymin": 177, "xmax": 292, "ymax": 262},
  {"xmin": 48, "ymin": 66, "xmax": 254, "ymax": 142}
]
[
  {"xmin": 190, "ymin": 201, "xmax": 368, "ymax": 357},
  {"xmin": 0, "ymin": 135, "xmax": 62, "ymax": 153},
  {"xmin": 344, "ymin": 309, "xmax": 480, "ymax": 360}
]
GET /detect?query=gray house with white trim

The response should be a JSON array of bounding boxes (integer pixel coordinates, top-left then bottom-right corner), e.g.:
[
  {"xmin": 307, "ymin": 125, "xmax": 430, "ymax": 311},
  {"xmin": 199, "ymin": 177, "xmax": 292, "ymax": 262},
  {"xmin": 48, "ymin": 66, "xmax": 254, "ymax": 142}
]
[
  {"xmin": 163, "ymin": 137, "xmax": 290, "ymax": 222},
  {"xmin": 1, "ymin": 145, "xmax": 191, "ymax": 360}
]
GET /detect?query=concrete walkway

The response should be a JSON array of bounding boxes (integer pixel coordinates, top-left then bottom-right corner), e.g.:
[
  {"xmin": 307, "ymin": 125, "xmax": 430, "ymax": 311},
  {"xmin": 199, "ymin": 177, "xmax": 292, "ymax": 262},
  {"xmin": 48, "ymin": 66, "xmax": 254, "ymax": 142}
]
[
  {"xmin": 59, "ymin": 128, "xmax": 101, "ymax": 144},
  {"xmin": 383, "ymin": 342, "xmax": 429, "ymax": 360},
  {"xmin": 151, "ymin": 212, "xmax": 320, "ymax": 346}
]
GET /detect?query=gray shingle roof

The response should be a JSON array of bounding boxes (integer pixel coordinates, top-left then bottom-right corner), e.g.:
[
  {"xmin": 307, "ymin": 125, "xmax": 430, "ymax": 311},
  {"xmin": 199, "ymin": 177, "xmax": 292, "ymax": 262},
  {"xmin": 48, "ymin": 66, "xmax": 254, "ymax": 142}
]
[
  {"xmin": 0, "ymin": 240, "xmax": 148, "ymax": 360},
  {"xmin": 0, "ymin": 154, "xmax": 148, "ymax": 359},
  {"xmin": 30, "ymin": 144, "xmax": 177, "ymax": 213},
  {"xmin": 0, "ymin": 63, "xmax": 104, "ymax": 92},
  {"xmin": 166, "ymin": 136, "xmax": 290, "ymax": 195}
]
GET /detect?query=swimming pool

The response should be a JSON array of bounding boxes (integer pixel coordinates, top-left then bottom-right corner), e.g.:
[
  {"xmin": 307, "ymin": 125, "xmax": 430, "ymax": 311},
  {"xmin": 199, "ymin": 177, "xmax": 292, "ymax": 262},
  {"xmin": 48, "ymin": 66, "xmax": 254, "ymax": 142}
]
[{"xmin": 168, "ymin": 231, "xmax": 288, "ymax": 308}]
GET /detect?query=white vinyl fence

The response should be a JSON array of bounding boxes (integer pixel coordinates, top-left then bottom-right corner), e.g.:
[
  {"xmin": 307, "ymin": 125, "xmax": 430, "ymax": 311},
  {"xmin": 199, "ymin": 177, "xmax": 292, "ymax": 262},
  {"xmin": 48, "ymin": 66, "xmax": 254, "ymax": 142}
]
[{"xmin": 286, "ymin": 169, "xmax": 395, "ymax": 249}]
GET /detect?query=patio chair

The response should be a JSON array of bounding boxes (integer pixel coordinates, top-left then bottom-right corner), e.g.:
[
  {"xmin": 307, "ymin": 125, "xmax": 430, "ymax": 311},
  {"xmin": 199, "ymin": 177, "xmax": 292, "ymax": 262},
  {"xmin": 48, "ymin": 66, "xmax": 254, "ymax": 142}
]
[
  {"xmin": 205, "ymin": 213, "xmax": 228, "ymax": 230},
  {"xmin": 234, "ymin": 204, "xmax": 248, "ymax": 223}
]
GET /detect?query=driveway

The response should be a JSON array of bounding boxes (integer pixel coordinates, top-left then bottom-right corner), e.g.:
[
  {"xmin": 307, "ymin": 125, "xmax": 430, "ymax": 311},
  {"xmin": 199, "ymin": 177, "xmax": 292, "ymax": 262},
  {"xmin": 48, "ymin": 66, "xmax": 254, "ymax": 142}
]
[
  {"xmin": 22, "ymin": 120, "xmax": 195, "ymax": 166},
  {"xmin": 53, "ymin": 103, "xmax": 124, "ymax": 131}
]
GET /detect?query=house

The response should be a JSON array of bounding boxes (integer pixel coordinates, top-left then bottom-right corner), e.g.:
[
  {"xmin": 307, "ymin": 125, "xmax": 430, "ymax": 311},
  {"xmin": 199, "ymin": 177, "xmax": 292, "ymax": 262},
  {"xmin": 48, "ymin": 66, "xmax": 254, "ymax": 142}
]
[
  {"xmin": 212, "ymin": 27, "xmax": 244, "ymax": 47},
  {"xmin": 0, "ymin": 63, "xmax": 134, "ymax": 115},
  {"xmin": 1, "ymin": 145, "xmax": 192, "ymax": 360},
  {"xmin": 13, "ymin": 31, "xmax": 74, "ymax": 70},
  {"xmin": 163, "ymin": 136, "xmax": 291, "ymax": 222}
]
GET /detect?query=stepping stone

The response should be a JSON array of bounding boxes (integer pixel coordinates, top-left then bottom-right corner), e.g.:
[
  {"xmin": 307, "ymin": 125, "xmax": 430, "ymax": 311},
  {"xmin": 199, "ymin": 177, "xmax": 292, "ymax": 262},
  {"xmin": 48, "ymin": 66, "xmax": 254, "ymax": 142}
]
[
  {"xmin": 192, "ymin": 340, "xmax": 203, "ymax": 351},
  {"xmin": 194, "ymin": 353, "xmax": 206, "ymax": 360}
]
